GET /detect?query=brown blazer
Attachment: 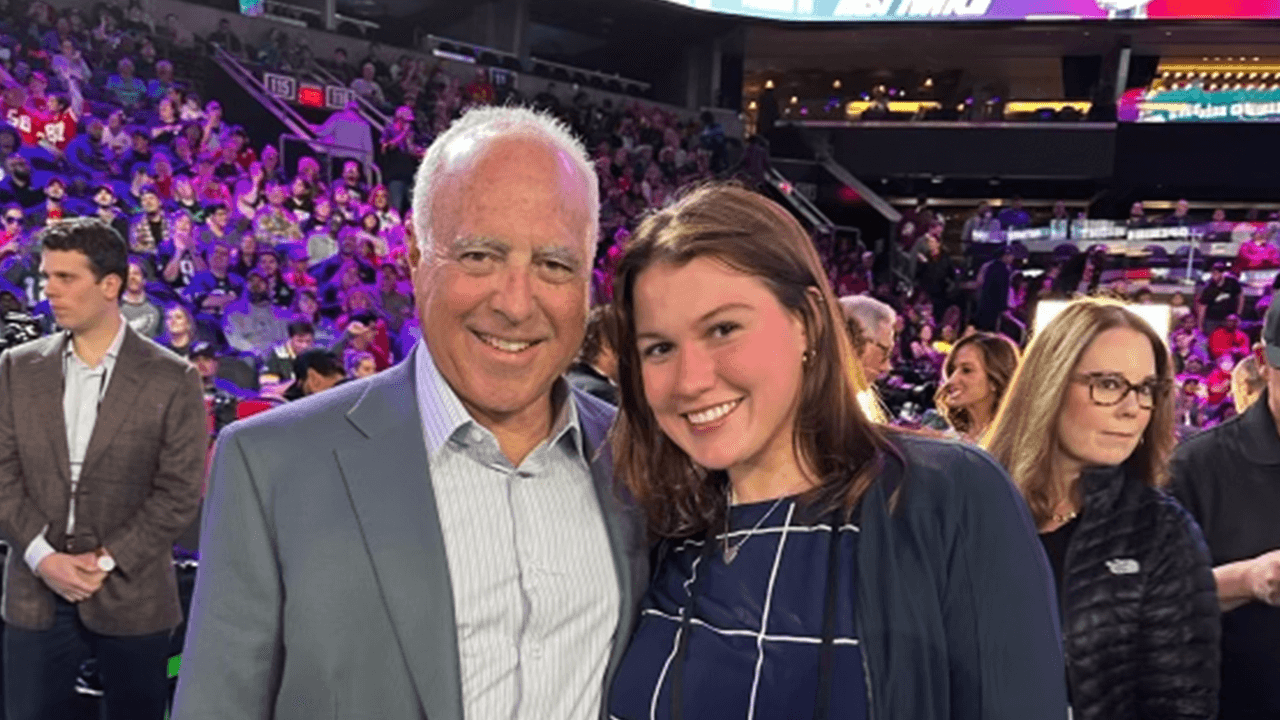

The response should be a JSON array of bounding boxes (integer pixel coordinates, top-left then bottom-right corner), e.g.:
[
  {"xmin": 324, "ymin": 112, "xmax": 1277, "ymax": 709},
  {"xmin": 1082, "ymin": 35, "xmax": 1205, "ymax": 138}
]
[{"xmin": 0, "ymin": 326, "xmax": 206, "ymax": 635}]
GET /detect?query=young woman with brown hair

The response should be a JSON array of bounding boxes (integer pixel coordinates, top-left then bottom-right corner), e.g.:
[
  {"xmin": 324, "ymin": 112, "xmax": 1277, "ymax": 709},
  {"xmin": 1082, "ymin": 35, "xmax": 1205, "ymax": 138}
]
[{"xmin": 605, "ymin": 184, "xmax": 1066, "ymax": 720}]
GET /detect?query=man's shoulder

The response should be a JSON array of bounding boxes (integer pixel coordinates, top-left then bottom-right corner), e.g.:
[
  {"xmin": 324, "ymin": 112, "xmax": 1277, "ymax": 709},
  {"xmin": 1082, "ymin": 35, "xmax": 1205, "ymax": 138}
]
[
  {"xmin": 222, "ymin": 375, "xmax": 376, "ymax": 450},
  {"xmin": 2, "ymin": 332, "xmax": 60, "ymax": 363},
  {"xmin": 1173, "ymin": 414, "xmax": 1245, "ymax": 463}
]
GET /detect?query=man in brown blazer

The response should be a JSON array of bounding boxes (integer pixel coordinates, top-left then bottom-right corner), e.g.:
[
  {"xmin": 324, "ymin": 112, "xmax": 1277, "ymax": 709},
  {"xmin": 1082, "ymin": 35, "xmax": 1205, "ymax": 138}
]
[{"xmin": 0, "ymin": 217, "xmax": 206, "ymax": 720}]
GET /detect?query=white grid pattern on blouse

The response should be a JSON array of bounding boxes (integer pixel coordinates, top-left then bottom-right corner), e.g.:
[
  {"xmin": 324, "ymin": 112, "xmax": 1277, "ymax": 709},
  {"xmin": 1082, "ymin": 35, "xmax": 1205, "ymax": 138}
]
[
  {"xmin": 415, "ymin": 341, "xmax": 620, "ymax": 720},
  {"xmin": 638, "ymin": 511, "xmax": 863, "ymax": 720}
]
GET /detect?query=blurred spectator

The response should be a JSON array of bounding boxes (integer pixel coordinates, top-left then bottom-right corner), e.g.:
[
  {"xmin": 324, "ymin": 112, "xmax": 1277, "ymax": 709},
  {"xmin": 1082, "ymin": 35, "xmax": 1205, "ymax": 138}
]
[
  {"xmin": 261, "ymin": 318, "xmax": 314, "ymax": 387},
  {"xmin": 186, "ymin": 242, "xmax": 243, "ymax": 316},
  {"xmin": 839, "ymin": 294, "xmax": 898, "ymax": 382},
  {"xmin": 282, "ymin": 348, "xmax": 345, "ymax": 400},
  {"xmin": 1164, "ymin": 199, "xmax": 1193, "ymax": 227},
  {"xmin": 1207, "ymin": 354, "xmax": 1235, "ymax": 408},
  {"xmin": 997, "ymin": 197, "xmax": 1031, "ymax": 229},
  {"xmin": 0, "ymin": 156, "xmax": 43, "ymax": 208},
  {"xmin": 1170, "ymin": 311, "xmax": 1209, "ymax": 373},
  {"xmin": 159, "ymin": 212, "xmax": 205, "ymax": 289},
  {"xmin": 50, "ymin": 38, "xmax": 90, "ymax": 91},
  {"xmin": 206, "ymin": 17, "xmax": 242, "ymax": 55},
  {"xmin": 961, "ymin": 202, "xmax": 1001, "ymax": 244},
  {"xmin": 92, "ymin": 183, "xmax": 131, "ymax": 240},
  {"xmin": 351, "ymin": 63, "xmax": 387, "ymax": 108},
  {"xmin": 223, "ymin": 269, "xmax": 289, "ymax": 356},
  {"xmin": 156, "ymin": 301, "xmax": 200, "ymax": 357},
  {"xmin": 101, "ymin": 109, "xmax": 131, "ymax": 154},
  {"xmin": 66, "ymin": 117, "xmax": 111, "ymax": 178},
  {"xmin": 1126, "ymin": 201, "xmax": 1150, "ymax": 229},
  {"xmin": 128, "ymin": 186, "xmax": 169, "ymax": 254},
  {"xmin": 974, "ymin": 245, "xmax": 1014, "ymax": 332},
  {"xmin": 345, "ymin": 350, "xmax": 376, "ymax": 379},
  {"xmin": 1175, "ymin": 377, "xmax": 1207, "ymax": 428},
  {"xmin": 310, "ymin": 99, "xmax": 373, "ymax": 170},
  {"xmin": 1232, "ymin": 354, "xmax": 1267, "ymax": 414},
  {"xmin": 105, "ymin": 57, "xmax": 146, "ymax": 110},
  {"xmin": 936, "ymin": 332, "xmax": 1021, "ymax": 444},
  {"xmin": 464, "ymin": 69, "xmax": 495, "ymax": 107},
  {"xmin": 121, "ymin": 256, "xmax": 163, "ymax": 336},
  {"xmin": 565, "ymin": 305, "xmax": 618, "ymax": 405},
  {"xmin": 1237, "ymin": 228, "xmax": 1280, "ymax": 270},
  {"xmin": 1197, "ymin": 261, "xmax": 1244, "ymax": 333},
  {"xmin": 191, "ymin": 341, "xmax": 240, "ymax": 434},
  {"xmin": 1209, "ymin": 314, "xmax": 1251, "ymax": 361},
  {"xmin": 379, "ymin": 105, "xmax": 421, "ymax": 212}
]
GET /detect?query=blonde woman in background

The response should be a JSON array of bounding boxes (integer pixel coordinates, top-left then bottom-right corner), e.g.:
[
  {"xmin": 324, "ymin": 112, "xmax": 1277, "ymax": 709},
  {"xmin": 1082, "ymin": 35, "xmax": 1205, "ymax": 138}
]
[
  {"xmin": 984, "ymin": 298, "xmax": 1219, "ymax": 720},
  {"xmin": 1232, "ymin": 353, "xmax": 1267, "ymax": 413}
]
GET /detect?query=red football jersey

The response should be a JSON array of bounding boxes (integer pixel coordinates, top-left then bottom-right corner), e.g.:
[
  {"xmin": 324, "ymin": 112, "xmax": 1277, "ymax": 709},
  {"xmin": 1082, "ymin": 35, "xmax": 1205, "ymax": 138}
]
[
  {"xmin": 38, "ymin": 109, "xmax": 78, "ymax": 151},
  {"xmin": 5, "ymin": 107, "xmax": 44, "ymax": 146}
]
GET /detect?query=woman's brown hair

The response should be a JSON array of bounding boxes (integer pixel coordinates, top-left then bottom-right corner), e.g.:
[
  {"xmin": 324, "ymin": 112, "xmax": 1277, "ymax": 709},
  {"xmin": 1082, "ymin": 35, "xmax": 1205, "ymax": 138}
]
[
  {"xmin": 609, "ymin": 184, "xmax": 893, "ymax": 539},
  {"xmin": 983, "ymin": 298, "xmax": 1176, "ymax": 527},
  {"xmin": 935, "ymin": 332, "xmax": 1022, "ymax": 436}
]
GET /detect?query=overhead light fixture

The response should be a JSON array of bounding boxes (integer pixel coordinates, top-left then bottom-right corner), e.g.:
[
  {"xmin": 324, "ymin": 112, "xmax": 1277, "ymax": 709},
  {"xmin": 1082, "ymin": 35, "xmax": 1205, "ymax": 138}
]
[
  {"xmin": 833, "ymin": 79, "xmax": 842, "ymax": 89},
  {"xmin": 748, "ymin": 100, "xmax": 757, "ymax": 110},
  {"xmin": 765, "ymin": 79, "xmax": 775, "ymax": 89},
  {"xmin": 789, "ymin": 95, "xmax": 798, "ymax": 104}
]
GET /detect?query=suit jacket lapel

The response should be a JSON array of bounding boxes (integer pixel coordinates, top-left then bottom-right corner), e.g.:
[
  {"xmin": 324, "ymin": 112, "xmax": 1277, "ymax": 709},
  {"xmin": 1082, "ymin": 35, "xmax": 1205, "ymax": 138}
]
[
  {"xmin": 576, "ymin": 390, "xmax": 647, "ymax": 696},
  {"xmin": 82, "ymin": 329, "xmax": 146, "ymax": 475},
  {"xmin": 335, "ymin": 353, "xmax": 463, "ymax": 720},
  {"xmin": 32, "ymin": 334, "xmax": 71, "ymax": 484}
]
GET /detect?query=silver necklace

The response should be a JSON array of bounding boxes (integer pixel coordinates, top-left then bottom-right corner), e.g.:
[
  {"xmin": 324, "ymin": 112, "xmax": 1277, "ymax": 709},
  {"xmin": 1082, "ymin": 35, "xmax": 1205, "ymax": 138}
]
[{"xmin": 722, "ymin": 487, "xmax": 786, "ymax": 564}]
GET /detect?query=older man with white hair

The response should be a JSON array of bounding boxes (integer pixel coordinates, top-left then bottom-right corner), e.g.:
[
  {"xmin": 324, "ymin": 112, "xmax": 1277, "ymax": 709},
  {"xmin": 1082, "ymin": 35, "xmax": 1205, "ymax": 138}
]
[
  {"xmin": 173, "ymin": 106, "xmax": 647, "ymax": 720},
  {"xmin": 839, "ymin": 294, "xmax": 898, "ymax": 382}
]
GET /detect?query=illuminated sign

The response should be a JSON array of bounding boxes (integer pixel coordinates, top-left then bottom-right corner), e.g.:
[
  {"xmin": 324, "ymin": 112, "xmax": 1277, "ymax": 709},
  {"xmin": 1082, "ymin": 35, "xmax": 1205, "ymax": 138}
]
[
  {"xmin": 298, "ymin": 85, "xmax": 325, "ymax": 107},
  {"xmin": 657, "ymin": 0, "xmax": 1280, "ymax": 22},
  {"xmin": 325, "ymin": 85, "xmax": 355, "ymax": 109},
  {"xmin": 264, "ymin": 73, "xmax": 296, "ymax": 100},
  {"xmin": 259, "ymin": 73, "xmax": 360, "ymax": 111},
  {"xmin": 1121, "ymin": 86, "xmax": 1280, "ymax": 123}
]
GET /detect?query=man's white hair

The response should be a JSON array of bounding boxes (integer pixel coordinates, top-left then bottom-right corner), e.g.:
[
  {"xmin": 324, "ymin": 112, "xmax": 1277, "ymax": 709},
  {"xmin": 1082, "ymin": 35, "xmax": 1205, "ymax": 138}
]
[
  {"xmin": 838, "ymin": 294, "xmax": 897, "ymax": 336},
  {"xmin": 411, "ymin": 105, "xmax": 599, "ymax": 260}
]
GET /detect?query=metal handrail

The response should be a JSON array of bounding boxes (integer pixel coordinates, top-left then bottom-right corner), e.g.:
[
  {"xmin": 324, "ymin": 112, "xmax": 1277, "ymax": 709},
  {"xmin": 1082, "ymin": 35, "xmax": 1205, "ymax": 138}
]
[
  {"xmin": 306, "ymin": 59, "xmax": 389, "ymax": 134},
  {"xmin": 213, "ymin": 45, "xmax": 314, "ymax": 141},
  {"xmin": 278, "ymin": 133, "xmax": 381, "ymax": 188}
]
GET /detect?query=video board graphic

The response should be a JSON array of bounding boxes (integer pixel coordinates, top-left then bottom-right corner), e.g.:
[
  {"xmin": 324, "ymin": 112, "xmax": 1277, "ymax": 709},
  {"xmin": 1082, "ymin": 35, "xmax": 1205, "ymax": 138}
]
[{"xmin": 658, "ymin": 0, "xmax": 1280, "ymax": 21}]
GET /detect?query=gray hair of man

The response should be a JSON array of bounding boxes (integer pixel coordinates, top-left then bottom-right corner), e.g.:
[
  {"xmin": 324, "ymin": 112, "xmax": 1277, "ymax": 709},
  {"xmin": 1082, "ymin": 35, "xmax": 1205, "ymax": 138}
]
[
  {"xmin": 838, "ymin": 294, "xmax": 897, "ymax": 350},
  {"xmin": 410, "ymin": 105, "xmax": 600, "ymax": 266}
]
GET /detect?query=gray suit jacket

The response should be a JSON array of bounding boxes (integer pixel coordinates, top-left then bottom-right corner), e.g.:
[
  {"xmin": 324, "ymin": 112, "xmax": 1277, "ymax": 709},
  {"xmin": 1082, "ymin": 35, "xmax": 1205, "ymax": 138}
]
[{"xmin": 172, "ymin": 347, "xmax": 648, "ymax": 720}]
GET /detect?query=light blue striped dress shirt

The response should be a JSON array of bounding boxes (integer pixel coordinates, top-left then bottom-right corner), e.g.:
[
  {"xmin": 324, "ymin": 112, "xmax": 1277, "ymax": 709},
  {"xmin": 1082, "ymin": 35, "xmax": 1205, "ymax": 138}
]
[{"xmin": 414, "ymin": 340, "xmax": 620, "ymax": 720}]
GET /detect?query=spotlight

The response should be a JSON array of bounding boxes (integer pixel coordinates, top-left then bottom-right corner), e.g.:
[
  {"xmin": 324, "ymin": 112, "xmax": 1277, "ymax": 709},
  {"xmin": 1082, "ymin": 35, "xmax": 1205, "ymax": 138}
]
[
  {"xmin": 765, "ymin": 79, "xmax": 775, "ymax": 89},
  {"xmin": 833, "ymin": 79, "xmax": 842, "ymax": 89},
  {"xmin": 790, "ymin": 95, "xmax": 798, "ymax": 104}
]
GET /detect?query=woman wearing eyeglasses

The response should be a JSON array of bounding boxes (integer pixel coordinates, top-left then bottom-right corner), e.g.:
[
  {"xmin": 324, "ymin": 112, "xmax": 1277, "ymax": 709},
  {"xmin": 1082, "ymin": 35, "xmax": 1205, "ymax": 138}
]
[{"xmin": 984, "ymin": 298, "xmax": 1220, "ymax": 720}]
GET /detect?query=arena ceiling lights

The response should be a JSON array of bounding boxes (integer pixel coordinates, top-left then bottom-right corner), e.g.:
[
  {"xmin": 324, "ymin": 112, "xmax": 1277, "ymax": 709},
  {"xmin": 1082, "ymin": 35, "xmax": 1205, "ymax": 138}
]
[{"xmin": 655, "ymin": 0, "xmax": 1280, "ymax": 22}]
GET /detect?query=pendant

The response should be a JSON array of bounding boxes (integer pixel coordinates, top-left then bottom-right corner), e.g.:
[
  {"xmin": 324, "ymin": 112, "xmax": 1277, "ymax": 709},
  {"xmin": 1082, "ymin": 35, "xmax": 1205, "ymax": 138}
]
[{"xmin": 723, "ymin": 545, "xmax": 739, "ymax": 564}]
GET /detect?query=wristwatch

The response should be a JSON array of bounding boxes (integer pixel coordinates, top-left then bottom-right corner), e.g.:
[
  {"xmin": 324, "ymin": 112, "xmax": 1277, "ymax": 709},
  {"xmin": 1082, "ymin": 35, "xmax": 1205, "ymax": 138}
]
[{"xmin": 96, "ymin": 552, "xmax": 116, "ymax": 573}]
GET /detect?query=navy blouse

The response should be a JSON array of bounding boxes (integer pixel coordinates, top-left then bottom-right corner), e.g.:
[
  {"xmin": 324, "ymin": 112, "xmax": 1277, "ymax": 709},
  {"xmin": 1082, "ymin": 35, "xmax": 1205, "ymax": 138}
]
[{"xmin": 608, "ymin": 496, "xmax": 869, "ymax": 720}]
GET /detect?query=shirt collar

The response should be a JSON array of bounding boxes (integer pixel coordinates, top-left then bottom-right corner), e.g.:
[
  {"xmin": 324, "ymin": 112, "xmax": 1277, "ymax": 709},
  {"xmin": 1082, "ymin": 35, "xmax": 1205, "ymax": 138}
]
[
  {"xmin": 63, "ymin": 314, "xmax": 128, "ymax": 365},
  {"xmin": 414, "ymin": 339, "xmax": 582, "ymax": 461}
]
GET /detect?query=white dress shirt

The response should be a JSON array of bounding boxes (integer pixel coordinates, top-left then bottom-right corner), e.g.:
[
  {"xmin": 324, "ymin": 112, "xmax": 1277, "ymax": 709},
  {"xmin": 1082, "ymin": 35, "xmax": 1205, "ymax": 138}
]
[
  {"xmin": 415, "ymin": 340, "xmax": 620, "ymax": 720},
  {"xmin": 25, "ymin": 317, "xmax": 128, "ymax": 573}
]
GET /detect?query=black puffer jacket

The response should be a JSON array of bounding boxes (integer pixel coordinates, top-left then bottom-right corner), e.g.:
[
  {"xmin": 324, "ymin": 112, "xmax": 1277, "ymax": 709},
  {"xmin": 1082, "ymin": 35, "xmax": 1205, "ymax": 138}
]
[{"xmin": 1061, "ymin": 464, "xmax": 1221, "ymax": 720}]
